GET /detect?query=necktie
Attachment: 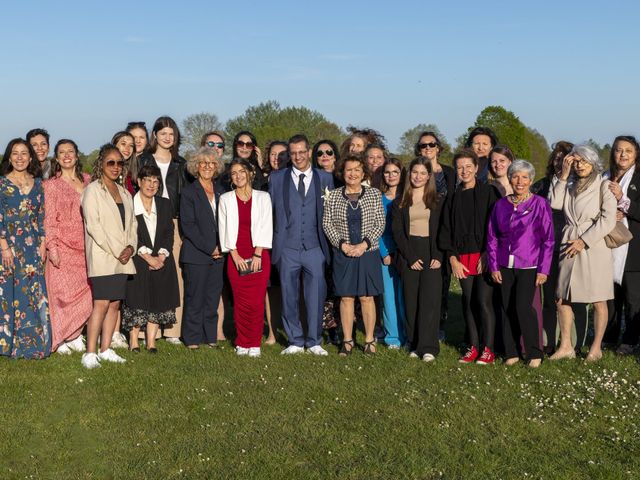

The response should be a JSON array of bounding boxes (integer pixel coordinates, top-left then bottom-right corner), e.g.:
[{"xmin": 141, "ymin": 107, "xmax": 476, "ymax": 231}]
[{"xmin": 298, "ymin": 173, "xmax": 306, "ymax": 199}]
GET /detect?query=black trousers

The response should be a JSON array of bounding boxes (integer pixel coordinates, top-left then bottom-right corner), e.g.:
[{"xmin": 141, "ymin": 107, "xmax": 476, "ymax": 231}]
[
  {"xmin": 182, "ymin": 261, "xmax": 224, "ymax": 346},
  {"xmin": 401, "ymin": 236, "xmax": 441, "ymax": 356},
  {"xmin": 459, "ymin": 272, "xmax": 495, "ymax": 351},
  {"xmin": 500, "ymin": 268, "xmax": 542, "ymax": 360},
  {"xmin": 541, "ymin": 250, "xmax": 588, "ymax": 351},
  {"xmin": 604, "ymin": 271, "xmax": 640, "ymax": 345}
]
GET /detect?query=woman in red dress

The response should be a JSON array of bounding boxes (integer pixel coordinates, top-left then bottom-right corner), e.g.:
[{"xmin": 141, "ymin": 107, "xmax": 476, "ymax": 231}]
[{"xmin": 218, "ymin": 159, "xmax": 272, "ymax": 357}]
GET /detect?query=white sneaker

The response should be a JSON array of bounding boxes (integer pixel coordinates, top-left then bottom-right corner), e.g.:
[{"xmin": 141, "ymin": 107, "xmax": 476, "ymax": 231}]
[
  {"xmin": 387, "ymin": 344, "xmax": 401, "ymax": 350},
  {"xmin": 67, "ymin": 335, "xmax": 86, "ymax": 352},
  {"xmin": 57, "ymin": 343, "xmax": 72, "ymax": 355},
  {"xmin": 409, "ymin": 351, "xmax": 419, "ymax": 358},
  {"xmin": 81, "ymin": 352, "xmax": 101, "ymax": 369},
  {"xmin": 422, "ymin": 353, "xmax": 436, "ymax": 363},
  {"xmin": 281, "ymin": 345, "xmax": 305, "ymax": 355},
  {"xmin": 98, "ymin": 348, "xmax": 127, "ymax": 363},
  {"xmin": 111, "ymin": 332, "xmax": 128, "ymax": 349},
  {"xmin": 165, "ymin": 337, "xmax": 182, "ymax": 345},
  {"xmin": 236, "ymin": 346, "xmax": 249, "ymax": 356},
  {"xmin": 307, "ymin": 345, "xmax": 329, "ymax": 356},
  {"xmin": 248, "ymin": 347, "xmax": 261, "ymax": 358}
]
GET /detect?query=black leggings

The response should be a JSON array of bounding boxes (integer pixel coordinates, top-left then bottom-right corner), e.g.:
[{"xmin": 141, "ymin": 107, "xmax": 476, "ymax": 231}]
[
  {"xmin": 459, "ymin": 272, "xmax": 495, "ymax": 351},
  {"xmin": 500, "ymin": 268, "xmax": 542, "ymax": 360}
]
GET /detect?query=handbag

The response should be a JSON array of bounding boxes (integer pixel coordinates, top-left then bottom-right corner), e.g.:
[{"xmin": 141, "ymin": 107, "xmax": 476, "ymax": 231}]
[{"xmin": 604, "ymin": 221, "xmax": 633, "ymax": 249}]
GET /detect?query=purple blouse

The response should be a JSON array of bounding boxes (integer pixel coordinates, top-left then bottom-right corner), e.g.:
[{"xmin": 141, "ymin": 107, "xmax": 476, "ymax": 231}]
[{"xmin": 486, "ymin": 194, "xmax": 555, "ymax": 275}]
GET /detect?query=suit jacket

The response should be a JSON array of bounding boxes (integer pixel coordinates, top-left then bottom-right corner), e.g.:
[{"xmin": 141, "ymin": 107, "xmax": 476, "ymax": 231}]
[
  {"xmin": 81, "ymin": 180, "xmax": 137, "ymax": 277},
  {"xmin": 391, "ymin": 196, "xmax": 444, "ymax": 272},
  {"xmin": 139, "ymin": 152, "xmax": 191, "ymax": 218},
  {"xmin": 622, "ymin": 169, "xmax": 640, "ymax": 271},
  {"xmin": 218, "ymin": 189, "xmax": 273, "ymax": 252},
  {"xmin": 269, "ymin": 166, "xmax": 334, "ymax": 265},
  {"xmin": 179, "ymin": 180, "xmax": 221, "ymax": 265}
]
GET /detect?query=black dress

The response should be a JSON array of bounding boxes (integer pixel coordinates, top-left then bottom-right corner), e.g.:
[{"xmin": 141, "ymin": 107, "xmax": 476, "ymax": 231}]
[{"xmin": 122, "ymin": 197, "xmax": 180, "ymax": 329}]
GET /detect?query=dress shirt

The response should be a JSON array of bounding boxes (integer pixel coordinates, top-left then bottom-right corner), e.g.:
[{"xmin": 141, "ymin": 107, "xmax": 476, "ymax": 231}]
[
  {"xmin": 291, "ymin": 166, "xmax": 313, "ymax": 195},
  {"xmin": 133, "ymin": 193, "xmax": 169, "ymax": 257}
]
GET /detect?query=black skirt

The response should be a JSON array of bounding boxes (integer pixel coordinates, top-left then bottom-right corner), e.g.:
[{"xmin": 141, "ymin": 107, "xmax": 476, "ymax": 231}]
[{"xmin": 90, "ymin": 274, "xmax": 129, "ymax": 301}]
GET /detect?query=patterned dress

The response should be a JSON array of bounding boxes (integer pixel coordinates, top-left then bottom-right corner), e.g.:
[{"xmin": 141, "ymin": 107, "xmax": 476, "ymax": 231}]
[
  {"xmin": 0, "ymin": 176, "xmax": 51, "ymax": 359},
  {"xmin": 44, "ymin": 174, "xmax": 92, "ymax": 350}
]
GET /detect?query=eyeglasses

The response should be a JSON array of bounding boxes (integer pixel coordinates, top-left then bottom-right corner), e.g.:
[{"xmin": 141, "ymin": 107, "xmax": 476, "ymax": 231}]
[
  {"xmin": 290, "ymin": 150, "xmax": 309, "ymax": 158},
  {"xmin": 573, "ymin": 158, "xmax": 590, "ymax": 167},
  {"xmin": 236, "ymin": 141, "xmax": 254, "ymax": 149},
  {"xmin": 106, "ymin": 160, "xmax": 125, "ymax": 168},
  {"xmin": 141, "ymin": 177, "xmax": 160, "ymax": 185},
  {"xmin": 207, "ymin": 141, "xmax": 225, "ymax": 149},
  {"xmin": 199, "ymin": 161, "xmax": 217, "ymax": 168},
  {"xmin": 383, "ymin": 170, "xmax": 400, "ymax": 176},
  {"xmin": 317, "ymin": 149, "xmax": 334, "ymax": 157},
  {"xmin": 419, "ymin": 142, "xmax": 438, "ymax": 149}
]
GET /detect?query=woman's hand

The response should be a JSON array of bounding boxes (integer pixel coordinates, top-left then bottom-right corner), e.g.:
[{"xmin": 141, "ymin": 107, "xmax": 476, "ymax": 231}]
[
  {"xmin": 410, "ymin": 259, "xmax": 424, "ymax": 271},
  {"xmin": 535, "ymin": 273, "xmax": 548, "ymax": 286},
  {"xmin": 616, "ymin": 210, "xmax": 625, "ymax": 222},
  {"xmin": 38, "ymin": 242, "xmax": 47, "ymax": 264},
  {"xmin": 450, "ymin": 256, "xmax": 469, "ymax": 279},
  {"xmin": 609, "ymin": 181, "xmax": 623, "ymax": 201},
  {"xmin": 564, "ymin": 238, "xmax": 585, "ymax": 258},
  {"xmin": 255, "ymin": 146, "xmax": 263, "ymax": 168},
  {"xmin": 429, "ymin": 259, "xmax": 441, "ymax": 269},
  {"xmin": 118, "ymin": 246, "xmax": 134, "ymax": 265},
  {"xmin": 251, "ymin": 255, "xmax": 262, "ymax": 272},
  {"xmin": 1, "ymin": 247, "xmax": 14, "ymax": 271},
  {"xmin": 477, "ymin": 253, "xmax": 487, "ymax": 273},
  {"xmin": 142, "ymin": 254, "xmax": 163, "ymax": 271},
  {"xmin": 211, "ymin": 247, "xmax": 222, "ymax": 260},
  {"xmin": 559, "ymin": 154, "xmax": 574, "ymax": 181},
  {"xmin": 49, "ymin": 251, "xmax": 61, "ymax": 268},
  {"xmin": 491, "ymin": 271, "xmax": 502, "ymax": 284},
  {"xmin": 231, "ymin": 250, "xmax": 249, "ymax": 272},
  {"xmin": 349, "ymin": 242, "xmax": 367, "ymax": 258},
  {"xmin": 382, "ymin": 255, "xmax": 392, "ymax": 266}
]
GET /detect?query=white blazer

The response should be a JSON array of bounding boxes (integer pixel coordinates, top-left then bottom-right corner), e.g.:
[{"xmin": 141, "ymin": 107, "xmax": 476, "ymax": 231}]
[{"xmin": 218, "ymin": 190, "xmax": 273, "ymax": 252}]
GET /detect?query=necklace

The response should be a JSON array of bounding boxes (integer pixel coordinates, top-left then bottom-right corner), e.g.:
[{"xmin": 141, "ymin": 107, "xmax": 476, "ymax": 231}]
[
  {"xmin": 236, "ymin": 188, "xmax": 252, "ymax": 204},
  {"xmin": 8, "ymin": 174, "xmax": 32, "ymax": 194},
  {"xmin": 511, "ymin": 192, "xmax": 531, "ymax": 207}
]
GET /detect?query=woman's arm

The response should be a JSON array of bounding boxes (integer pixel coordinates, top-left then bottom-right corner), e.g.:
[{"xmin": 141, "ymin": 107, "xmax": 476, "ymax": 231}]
[
  {"xmin": 362, "ymin": 190, "xmax": 386, "ymax": 249},
  {"xmin": 255, "ymin": 193, "xmax": 273, "ymax": 249},
  {"xmin": 43, "ymin": 181, "xmax": 61, "ymax": 265},
  {"xmin": 322, "ymin": 192, "xmax": 343, "ymax": 249},
  {"xmin": 580, "ymin": 180, "xmax": 617, "ymax": 248},
  {"xmin": 391, "ymin": 202, "xmax": 419, "ymax": 265},
  {"xmin": 81, "ymin": 186, "xmax": 120, "ymax": 258},
  {"xmin": 537, "ymin": 200, "xmax": 555, "ymax": 276},
  {"xmin": 180, "ymin": 187, "xmax": 217, "ymax": 255}
]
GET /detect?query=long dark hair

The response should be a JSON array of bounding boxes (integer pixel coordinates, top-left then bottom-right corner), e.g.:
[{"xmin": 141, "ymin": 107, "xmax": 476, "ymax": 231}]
[
  {"xmin": 228, "ymin": 158, "xmax": 256, "ymax": 188},
  {"xmin": 232, "ymin": 130, "xmax": 259, "ymax": 165},
  {"xmin": 51, "ymin": 139, "xmax": 84, "ymax": 181},
  {"xmin": 149, "ymin": 116, "xmax": 181, "ymax": 158},
  {"xmin": 380, "ymin": 158, "xmax": 405, "ymax": 196},
  {"xmin": 545, "ymin": 141, "xmax": 574, "ymax": 180},
  {"xmin": 399, "ymin": 157, "xmax": 438, "ymax": 209},
  {"xmin": 610, "ymin": 135, "xmax": 640, "ymax": 181},
  {"xmin": 0, "ymin": 138, "xmax": 42, "ymax": 177}
]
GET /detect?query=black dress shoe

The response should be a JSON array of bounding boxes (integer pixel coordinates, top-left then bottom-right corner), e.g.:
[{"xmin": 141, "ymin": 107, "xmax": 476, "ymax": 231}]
[{"xmin": 148, "ymin": 347, "xmax": 158, "ymax": 354}]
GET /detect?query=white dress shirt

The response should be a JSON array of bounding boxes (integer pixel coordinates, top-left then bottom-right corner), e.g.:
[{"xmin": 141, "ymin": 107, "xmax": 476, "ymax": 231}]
[
  {"xmin": 291, "ymin": 166, "xmax": 313, "ymax": 195},
  {"xmin": 133, "ymin": 193, "xmax": 170, "ymax": 257}
]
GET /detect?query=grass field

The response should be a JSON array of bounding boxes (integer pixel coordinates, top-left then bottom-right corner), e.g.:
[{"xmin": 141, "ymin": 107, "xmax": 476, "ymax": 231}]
[{"xmin": 2, "ymin": 289, "xmax": 640, "ymax": 479}]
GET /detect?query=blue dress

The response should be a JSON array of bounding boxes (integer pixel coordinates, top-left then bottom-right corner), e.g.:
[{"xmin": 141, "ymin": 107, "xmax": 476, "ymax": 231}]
[
  {"xmin": 332, "ymin": 196, "xmax": 384, "ymax": 297},
  {"xmin": 0, "ymin": 177, "xmax": 51, "ymax": 359}
]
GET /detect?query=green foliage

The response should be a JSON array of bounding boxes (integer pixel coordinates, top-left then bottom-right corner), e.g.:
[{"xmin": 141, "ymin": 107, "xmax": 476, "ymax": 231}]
[
  {"xmin": 79, "ymin": 149, "xmax": 98, "ymax": 174},
  {"xmin": 523, "ymin": 127, "xmax": 550, "ymax": 180},
  {"xmin": 397, "ymin": 123, "xmax": 453, "ymax": 165},
  {"xmin": 471, "ymin": 106, "xmax": 531, "ymax": 159},
  {"xmin": 586, "ymin": 138, "xmax": 612, "ymax": 170},
  {"xmin": 181, "ymin": 112, "xmax": 224, "ymax": 156},
  {"xmin": 225, "ymin": 100, "xmax": 345, "ymax": 150}
]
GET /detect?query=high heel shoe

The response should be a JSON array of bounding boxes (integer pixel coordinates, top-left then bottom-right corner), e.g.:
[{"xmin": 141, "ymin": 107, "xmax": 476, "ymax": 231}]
[{"xmin": 339, "ymin": 340, "xmax": 354, "ymax": 357}]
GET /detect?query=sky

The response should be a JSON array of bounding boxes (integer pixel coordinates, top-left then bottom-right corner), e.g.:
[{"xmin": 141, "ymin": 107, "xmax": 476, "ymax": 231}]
[{"xmin": 1, "ymin": 0, "xmax": 639, "ymax": 153}]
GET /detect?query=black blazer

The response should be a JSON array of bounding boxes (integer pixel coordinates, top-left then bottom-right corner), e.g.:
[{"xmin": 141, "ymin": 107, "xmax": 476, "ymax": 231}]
[
  {"xmin": 179, "ymin": 180, "xmax": 222, "ymax": 265},
  {"xmin": 439, "ymin": 164, "xmax": 456, "ymax": 201},
  {"xmin": 623, "ymin": 170, "xmax": 640, "ymax": 271},
  {"xmin": 139, "ymin": 152, "xmax": 192, "ymax": 218},
  {"xmin": 391, "ymin": 196, "xmax": 444, "ymax": 272}
]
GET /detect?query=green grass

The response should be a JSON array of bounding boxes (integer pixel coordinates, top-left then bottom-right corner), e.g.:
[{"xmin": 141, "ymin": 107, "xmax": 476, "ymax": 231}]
[{"xmin": 2, "ymin": 290, "xmax": 640, "ymax": 479}]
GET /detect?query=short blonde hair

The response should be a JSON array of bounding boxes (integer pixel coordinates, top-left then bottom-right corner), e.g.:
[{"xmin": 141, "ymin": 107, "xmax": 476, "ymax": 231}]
[{"xmin": 187, "ymin": 146, "xmax": 223, "ymax": 178}]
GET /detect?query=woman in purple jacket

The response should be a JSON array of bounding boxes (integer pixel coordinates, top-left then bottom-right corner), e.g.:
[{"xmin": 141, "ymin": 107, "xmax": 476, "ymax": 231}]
[{"xmin": 487, "ymin": 160, "xmax": 554, "ymax": 367}]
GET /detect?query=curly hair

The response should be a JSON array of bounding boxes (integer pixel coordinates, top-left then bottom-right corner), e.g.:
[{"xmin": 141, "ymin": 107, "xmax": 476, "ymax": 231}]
[{"xmin": 91, "ymin": 144, "xmax": 123, "ymax": 182}]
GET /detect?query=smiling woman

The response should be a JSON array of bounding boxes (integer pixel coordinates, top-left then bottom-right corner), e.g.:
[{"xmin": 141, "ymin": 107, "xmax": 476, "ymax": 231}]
[{"xmin": 0, "ymin": 138, "xmax": 51, "ymax": 359}]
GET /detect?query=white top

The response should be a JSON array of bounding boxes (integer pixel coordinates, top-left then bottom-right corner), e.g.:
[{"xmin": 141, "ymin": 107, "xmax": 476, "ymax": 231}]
[
  {"xmin": 291, "ymin": 166, "xmax": 313, "ymax": 196},
  {"xmin": 209, "ymin": 196, "xmax": 217, "ymax": 220},
  {"xmin": 156, "ymin": 160, "xmax": 171, "ymax": 199},
  {"xmin": 218, "ymin": 190, "xmax": 273, "ymax": 252},
  {"xmin": 133, "ymin": 193, "xmax": 170, "ymax": 257}
]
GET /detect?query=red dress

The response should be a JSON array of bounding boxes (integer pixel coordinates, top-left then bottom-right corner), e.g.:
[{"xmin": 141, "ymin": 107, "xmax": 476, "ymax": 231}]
[{"xmin": 227, "ymin": 196, "xmax": 271, "ymax": 348}]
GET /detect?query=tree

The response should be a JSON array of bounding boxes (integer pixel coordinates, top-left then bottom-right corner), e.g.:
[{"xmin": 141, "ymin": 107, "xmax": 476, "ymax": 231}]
[
  {"xmin": 181, "ymin": 112, "xmax": 223, "ymax": 155},
  {"xmin": 523, "ymin": 127, "xmax": 550, "ymax": 178},
  {"xmin": 225, "ymin": 100, "xmax": 345, "ymax": 149},
  {"xmin": 397, "ymin": 123, "xmax": 452, "ymax": 165}
]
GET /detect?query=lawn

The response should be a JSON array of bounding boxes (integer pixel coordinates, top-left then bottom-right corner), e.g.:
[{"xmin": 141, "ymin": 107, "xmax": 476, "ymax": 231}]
[{"xmin": 2, "ymin": 289, "xmax": 639, "ymax": 479}]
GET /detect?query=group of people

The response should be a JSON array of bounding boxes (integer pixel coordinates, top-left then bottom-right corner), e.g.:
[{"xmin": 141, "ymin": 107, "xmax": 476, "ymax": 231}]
[{"xmin": 1, "ymin": 118, "xmax": 638, "ymax": 369}]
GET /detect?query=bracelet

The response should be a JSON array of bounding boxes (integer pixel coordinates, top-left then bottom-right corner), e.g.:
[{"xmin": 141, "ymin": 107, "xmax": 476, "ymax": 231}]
[{"xmin": 252, "ymin": 253, "xmax": 262, "ymax": 258}]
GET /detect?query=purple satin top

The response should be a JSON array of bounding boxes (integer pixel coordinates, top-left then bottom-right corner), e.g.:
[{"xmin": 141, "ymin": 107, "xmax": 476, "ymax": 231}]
[{"xmin": 486, "ymin": 194, "xmax": 555, "ymax": 275}]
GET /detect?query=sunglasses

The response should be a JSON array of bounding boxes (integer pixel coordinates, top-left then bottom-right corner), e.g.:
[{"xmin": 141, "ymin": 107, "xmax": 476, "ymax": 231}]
[
  {"xmin": 207, "ymin": 141, "xmax": 225, "ymax": 149},
  {"xmin": 317, "ymin": 149, "xmax": 334, "ymax": 157},
  {"xmin": 127, "ymin": 121, "xmax": 146, "ymax": 128},
  {"xmin": 106, "ymin": 160, "xmax": 125, "ymax": 168},
  {"xmin": 236, "ymin": 141, "xmax": 254, "ymax": 148},
  {"xmin": 419, "ymin": 142, "xmax": 438, "ymax": 149}
]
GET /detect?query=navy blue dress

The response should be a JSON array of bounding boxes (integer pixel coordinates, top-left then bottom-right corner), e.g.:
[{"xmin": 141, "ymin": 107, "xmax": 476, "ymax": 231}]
[{"xmin": 332, "ymin": 197, "xmax": 383, "ymax": 297}]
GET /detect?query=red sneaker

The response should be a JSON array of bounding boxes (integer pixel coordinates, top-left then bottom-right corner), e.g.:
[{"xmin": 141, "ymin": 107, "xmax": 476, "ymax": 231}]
[
  {"xmin": 459, "ymin": 346, "xmax": 479, "ymax": 364},
  {"xmin": 476, "ymin": 347, "xmax": 495, "ymax": 365}
]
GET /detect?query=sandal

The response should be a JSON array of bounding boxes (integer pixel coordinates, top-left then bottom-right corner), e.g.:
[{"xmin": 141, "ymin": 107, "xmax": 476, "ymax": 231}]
[
  {"xmin": 339, "ymin": 340, "xmax": 354, "ymax": 357},
  {"xmin": 363, "ymin": 340, "xmax": 377, "ymax": 355}
]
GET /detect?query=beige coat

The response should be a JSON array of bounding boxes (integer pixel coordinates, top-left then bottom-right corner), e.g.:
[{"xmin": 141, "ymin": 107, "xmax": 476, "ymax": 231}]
[
  {"xmin": 81, "ymin": 180, "xmax": 137, "ymax": 278},
  {"xmin": 550, "ymin": 175, "xmax": 616, "ymax": 302}
]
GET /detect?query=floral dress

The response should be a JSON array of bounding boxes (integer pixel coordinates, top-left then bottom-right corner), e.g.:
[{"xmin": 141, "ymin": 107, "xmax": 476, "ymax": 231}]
[{"xmin": 0, "ymin": 176, "xmax": 51, "ymax": 359}]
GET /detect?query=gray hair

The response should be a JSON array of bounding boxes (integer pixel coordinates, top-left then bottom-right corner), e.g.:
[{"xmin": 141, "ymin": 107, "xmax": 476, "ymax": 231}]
[
  {"xmin": 571, "ymin": 144, "xmax": 603, "ymax": 173},
  {"xmin": 187, "ymin": 146, "xmax": 223, "ymax": 178},
  {"xmin": 507, "ymin": 159, "xmax": 535, "ymax": 182}
]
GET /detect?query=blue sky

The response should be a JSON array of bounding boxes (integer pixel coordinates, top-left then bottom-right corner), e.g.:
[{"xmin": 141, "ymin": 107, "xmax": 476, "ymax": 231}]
[{"xmin": 1, "ymin": 0, "xmax": 639, "ymax": 153}]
